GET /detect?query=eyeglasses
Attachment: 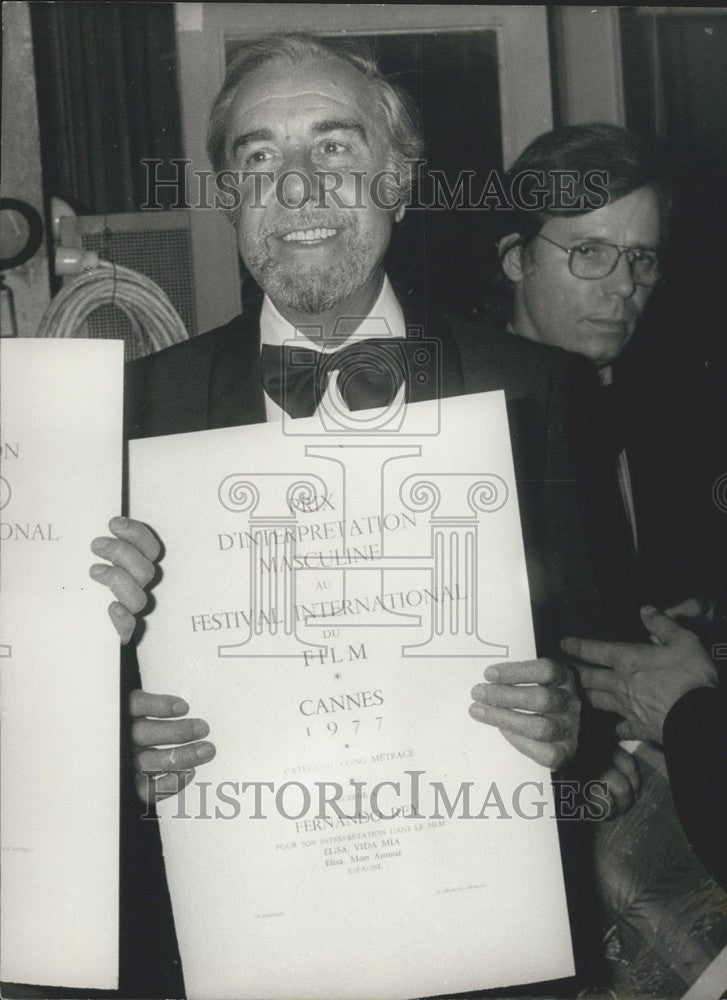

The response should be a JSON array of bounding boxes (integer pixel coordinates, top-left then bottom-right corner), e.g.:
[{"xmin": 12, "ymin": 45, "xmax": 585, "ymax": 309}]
[{"xmin": 534, "ymin": 233, "xmax": 661, "ymax": 287}]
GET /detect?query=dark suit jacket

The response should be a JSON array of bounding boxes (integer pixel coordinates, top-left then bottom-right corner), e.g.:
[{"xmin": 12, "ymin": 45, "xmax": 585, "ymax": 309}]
[
  {"xmin": 609, "ymin": 357, "xmax": 725, "ymax": 612},
  {"xmin": 663, "ymin": 680, "xmax": 727, "ymax": 892},
  {"xmin": 120, "ymin": 306, "xmax": 612, "ymax": 997}
]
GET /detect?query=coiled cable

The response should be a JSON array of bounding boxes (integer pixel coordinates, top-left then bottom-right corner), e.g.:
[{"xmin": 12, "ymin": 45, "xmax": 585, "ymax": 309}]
[{"xmin": 37, "ymin": 258, "xmax": 189, "ymax": 354}]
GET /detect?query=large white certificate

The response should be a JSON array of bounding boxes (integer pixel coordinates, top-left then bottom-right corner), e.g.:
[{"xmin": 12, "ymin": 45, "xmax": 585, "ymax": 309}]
[
  {"xmin": 0, "ymin": 338, "xmax": 122, "ymax": 990},
  {"xmin": 130, "ymin": 391, "xmax": 574, "ymax": 999}
]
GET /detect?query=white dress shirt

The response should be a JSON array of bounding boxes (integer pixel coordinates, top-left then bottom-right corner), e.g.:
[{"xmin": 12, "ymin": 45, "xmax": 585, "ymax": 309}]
[{"xmin": 259, "ymin": 275, "xmax": 406, "ymax": 422}]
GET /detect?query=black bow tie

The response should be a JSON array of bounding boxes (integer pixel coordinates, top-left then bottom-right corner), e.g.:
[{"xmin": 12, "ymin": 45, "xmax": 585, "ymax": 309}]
[{"xmin": 260, "ymin": 338, "xmax": 438, "ymax": 418}]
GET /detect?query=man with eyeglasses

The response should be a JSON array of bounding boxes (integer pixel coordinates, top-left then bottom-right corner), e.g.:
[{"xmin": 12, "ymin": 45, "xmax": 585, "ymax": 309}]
[
  {"xmin": 493, "ymin": 124, "xmax": 670, "ymax": 813},
  {"xmin": 495, "ymin": 123, "xmax": 727, "ymax": 976},
  {"xmin": 498, "ymin": 139, "xmax": 663, "ymax": 373},
  {"xmin": 496, "ymin": 124, "xmax": 718, "ymax": 650}
]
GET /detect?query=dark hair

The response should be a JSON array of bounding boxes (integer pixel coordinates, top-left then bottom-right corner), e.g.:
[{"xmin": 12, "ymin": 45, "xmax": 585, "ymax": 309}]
[
  {"xmin": 489, "ymin": 123, "xmax": 672, "ymax": 320},
  {"xmin": 501, "ymin": 123, "xmax": 671, "ymax": 245},
  {"xmin": 206, "ymin": 32, "xmax": 422, "ymax": 202}
]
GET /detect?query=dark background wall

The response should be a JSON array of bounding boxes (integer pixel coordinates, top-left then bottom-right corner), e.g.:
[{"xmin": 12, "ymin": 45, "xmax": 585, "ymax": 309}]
[
  {"xmin": 616, "ymin": 10, "xmax": 727, "ymax": 603},
  {"xmin": 30, "ymin": 1, "xmax": 182, "ymax": 215}
]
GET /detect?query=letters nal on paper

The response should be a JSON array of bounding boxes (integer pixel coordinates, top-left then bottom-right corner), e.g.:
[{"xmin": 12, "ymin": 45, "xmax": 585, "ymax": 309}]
[{"xmin": 1, "ymin": 339, "xmax": 122, "ymax": 990}]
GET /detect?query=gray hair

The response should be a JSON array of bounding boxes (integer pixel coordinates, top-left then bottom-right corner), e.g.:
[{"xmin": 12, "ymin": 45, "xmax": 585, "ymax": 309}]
[{"xmin": 206, "ymin": 32, "xmax": 422, "ymax": 201}]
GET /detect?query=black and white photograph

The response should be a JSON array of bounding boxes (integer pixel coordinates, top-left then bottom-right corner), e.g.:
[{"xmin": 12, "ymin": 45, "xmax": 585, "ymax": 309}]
[{"xmin": 2, "ymin": 4, "xmax": 727, "ymax": 999}]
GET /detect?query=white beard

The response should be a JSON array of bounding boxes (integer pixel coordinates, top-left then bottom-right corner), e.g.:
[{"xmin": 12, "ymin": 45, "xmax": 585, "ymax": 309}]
[{"xmin": 242, "ymin": 227, "xmax": 381, "ymax": 315}]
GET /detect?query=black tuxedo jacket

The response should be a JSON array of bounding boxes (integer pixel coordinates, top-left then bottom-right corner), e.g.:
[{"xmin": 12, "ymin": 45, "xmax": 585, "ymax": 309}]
[{"xmin": 120, "ymin": 306, "xmax": 612, "ymax": 997}]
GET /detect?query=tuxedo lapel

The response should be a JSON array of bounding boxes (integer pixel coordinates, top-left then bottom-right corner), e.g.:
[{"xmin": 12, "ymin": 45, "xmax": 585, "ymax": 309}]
[{"xmin": 207, "ymin": 312, "xmax": 267, "ymax": 428}]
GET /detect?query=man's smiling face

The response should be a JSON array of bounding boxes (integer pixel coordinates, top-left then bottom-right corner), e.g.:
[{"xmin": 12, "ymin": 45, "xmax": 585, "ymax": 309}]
[{"xmin": 225, "ymin": 55, "xmax": 400, "ymax": 316}]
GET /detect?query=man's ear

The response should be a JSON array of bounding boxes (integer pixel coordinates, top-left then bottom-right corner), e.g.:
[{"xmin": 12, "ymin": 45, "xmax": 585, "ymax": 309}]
[
  {"xmin": 498, "ymin": 234, "xmax": 525, "ymax": 282},
  {"xmin": 394, "ymin": 202, "xmax": 405, "ymax": 224}
]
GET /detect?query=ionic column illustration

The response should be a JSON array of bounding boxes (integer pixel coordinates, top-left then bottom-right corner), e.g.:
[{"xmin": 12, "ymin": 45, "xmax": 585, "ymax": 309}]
[
  {"xmin": 399, "ymin": 474, "xmax": 510, "ymax": 658},
  {"xmin": 216, "ymin": 473, "xmax": 330, "ymax": 658}
]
